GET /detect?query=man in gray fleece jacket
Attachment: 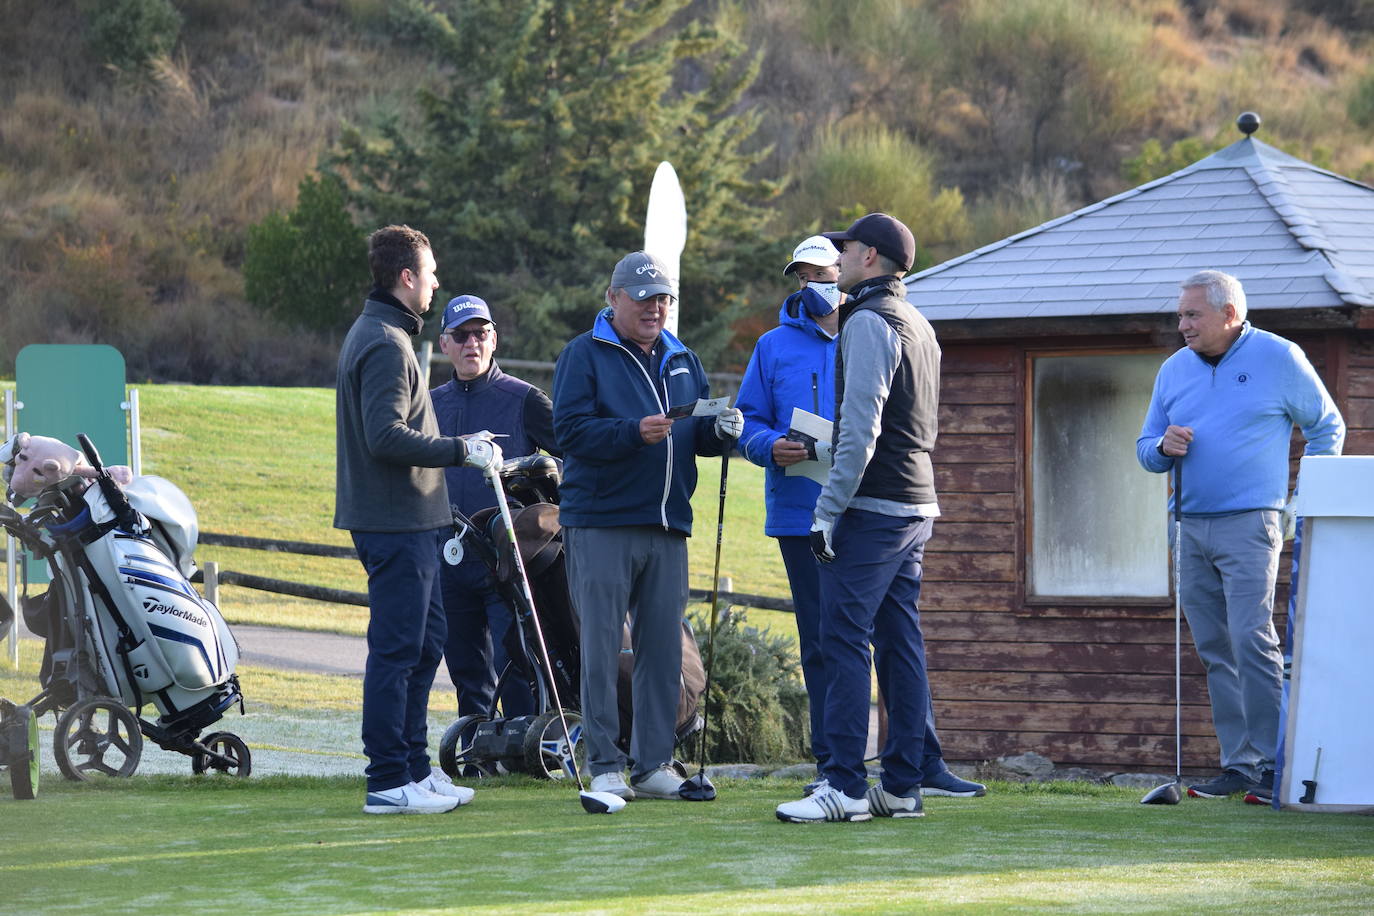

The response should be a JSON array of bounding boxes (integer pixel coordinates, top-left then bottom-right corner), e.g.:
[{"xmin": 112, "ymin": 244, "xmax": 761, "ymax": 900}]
[{"xmin": 335, "ymin": 224, "xmax": 503, "ymax": 815}]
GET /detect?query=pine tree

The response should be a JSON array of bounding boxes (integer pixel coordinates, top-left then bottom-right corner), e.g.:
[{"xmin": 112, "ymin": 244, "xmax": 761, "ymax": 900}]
[{"xmin": 330, "ymin": 0, "xmax": 774, "ymax": 364}]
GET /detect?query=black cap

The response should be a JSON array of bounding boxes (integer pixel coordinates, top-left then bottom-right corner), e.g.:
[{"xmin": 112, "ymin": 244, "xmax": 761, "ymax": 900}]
[{"xmin": 821, "ymin": 213, "xmax": 916, "ymax": 272}]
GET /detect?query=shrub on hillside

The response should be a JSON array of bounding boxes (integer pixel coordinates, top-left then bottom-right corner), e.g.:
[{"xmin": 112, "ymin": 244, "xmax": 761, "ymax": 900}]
[
  {"xmin": 80, "ymin": 0, "xmax": 182, "ymax": 77},
  {"xmin": 691, "ymin": 608, "xmax": 810, "ymax": 765},
  {"xmin": 244, "ymin": 174, "xmax": 369, "ymax": 334}
]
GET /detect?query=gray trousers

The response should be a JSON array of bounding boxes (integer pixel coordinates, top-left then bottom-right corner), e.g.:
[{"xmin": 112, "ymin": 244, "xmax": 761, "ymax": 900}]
[
  {"xmin": 564, "ymin": 525, "xmax": 687, "ymax": 781},
  {"xmin": 1177, "ymin": 509, "xmax": 1284, "ymax": 780}
]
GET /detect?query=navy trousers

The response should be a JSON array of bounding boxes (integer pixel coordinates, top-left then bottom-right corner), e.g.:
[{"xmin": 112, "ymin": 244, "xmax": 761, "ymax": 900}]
[
  {"xmin": 818, "ymin": 510, "xmax": 941, "ymax": 798},
  {"xmin": 440, "ymin": 554, "xmax": 534, "ymax": 719},
  {"xmin": 778, "ymin": 535, "xmax": 831, "ymax": 775},
  {"xmin": 352, "ymin": 528, "xmax": 448, "ymax": 793}
]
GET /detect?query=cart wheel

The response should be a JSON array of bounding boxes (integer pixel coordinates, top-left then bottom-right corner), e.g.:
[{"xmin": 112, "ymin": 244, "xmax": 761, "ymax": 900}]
[
  {"xmin": 438, "ymin": 715, "xmax": 494, "ymax": 779},
  {"xmin": 522, "ymin": 709, "xmax": 584, "ymax": 781},
  {"xmin": 5, "ymin": 705, "xmax": 41, "ymax": 800},
  {"xmin": 191, "ymin": 731, "xmax": 252, "ymax": 777},
  {"xmin": 53, "ymin": 697, "xmax": 142, "ymax": 781}
]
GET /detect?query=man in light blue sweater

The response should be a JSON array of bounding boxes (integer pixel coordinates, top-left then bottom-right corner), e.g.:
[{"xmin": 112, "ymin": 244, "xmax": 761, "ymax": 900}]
[{"xmin": 1137, "ymin": 270, "xmax": 1344, "ymax": 802}]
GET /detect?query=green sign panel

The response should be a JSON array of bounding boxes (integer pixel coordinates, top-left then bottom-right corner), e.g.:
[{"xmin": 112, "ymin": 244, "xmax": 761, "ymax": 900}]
[{"xmin": 13, "ymin": 344, "xmax": 129, "ymax": 583}]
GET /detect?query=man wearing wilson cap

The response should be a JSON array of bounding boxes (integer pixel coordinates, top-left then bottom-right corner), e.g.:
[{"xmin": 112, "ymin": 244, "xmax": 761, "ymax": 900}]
[
  {"xmin": 552, "ymin": 250, "xmax": 742, "ymax": 802},
  {"xmin": 430, "ymin": 294, "xmax": 561, "ymax": 721},
  {"xmin": 776, "ymin": 213, "xmax": 946, "ymax": 823},
  {"xmin": 742, "ymin": 234, "xmax": 981, "ymax": 807}
]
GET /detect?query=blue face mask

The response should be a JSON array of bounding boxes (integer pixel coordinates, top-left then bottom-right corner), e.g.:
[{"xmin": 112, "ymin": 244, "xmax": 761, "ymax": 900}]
[{"xmin": 798, "ymin": 282, "xmax": 841, "ymax": 317}]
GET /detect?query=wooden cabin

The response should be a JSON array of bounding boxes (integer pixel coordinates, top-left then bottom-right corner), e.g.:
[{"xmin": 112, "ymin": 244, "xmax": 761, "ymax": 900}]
[{"xmin": 905, "ymin": 122, "xmax": 1374, "ymax": 772}]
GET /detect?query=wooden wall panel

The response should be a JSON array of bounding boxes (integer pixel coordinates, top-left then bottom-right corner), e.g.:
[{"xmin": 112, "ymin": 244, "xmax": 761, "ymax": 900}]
[{"xmin": 930, "ymin": 730, "xmax": 1219, "ymax": 771}]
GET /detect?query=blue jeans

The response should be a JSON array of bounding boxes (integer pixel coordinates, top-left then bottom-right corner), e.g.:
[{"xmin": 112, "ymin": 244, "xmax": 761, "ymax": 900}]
[
  {"xmin": 818, "ymin": 510, "xmax": 941, "ymax": 798},
  {"xmin": 440, "ymin": 555, "xmax": 534, "ymax": 718},
  {"xmin": 352, "ymin": 528, "xmax": 448, "ymax": 792}
]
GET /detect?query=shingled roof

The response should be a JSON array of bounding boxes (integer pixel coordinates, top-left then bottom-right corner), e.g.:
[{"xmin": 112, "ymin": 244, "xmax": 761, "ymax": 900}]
[{"xmin": 903, "ymin": 132, "xmax": 1374, "ymax": 321}]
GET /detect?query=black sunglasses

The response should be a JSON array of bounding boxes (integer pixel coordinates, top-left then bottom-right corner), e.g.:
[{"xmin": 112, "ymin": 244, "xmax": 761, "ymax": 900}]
[{"xmin": 447, "ymin": 327, "xmax": 493, "ymax": 343}]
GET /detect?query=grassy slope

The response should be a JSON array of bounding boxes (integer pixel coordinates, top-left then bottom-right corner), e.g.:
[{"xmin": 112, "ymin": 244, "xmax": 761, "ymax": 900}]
[
  {"xmin": 2, "ymin": 777, "xmax": 1372, "ymax": 914},
  {"xmin": 136, "ymin": 383, "xmax": 797, "ymax": 643}
]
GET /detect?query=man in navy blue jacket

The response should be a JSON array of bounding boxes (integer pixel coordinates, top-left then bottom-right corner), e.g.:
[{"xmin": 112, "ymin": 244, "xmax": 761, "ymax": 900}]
[
  {"xmin": 431, "ymin": 294, "xmax": 560, "ymax": 720},
  {"xmin": 552, "ymin": 251, "xmax": 742, "ymax": 801}
]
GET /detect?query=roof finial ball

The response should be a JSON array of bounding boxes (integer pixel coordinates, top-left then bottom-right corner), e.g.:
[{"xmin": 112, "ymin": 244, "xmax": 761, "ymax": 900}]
[{"xmin": 1237, "ymin": 111, "xmax": 1261, "ymax": 136}]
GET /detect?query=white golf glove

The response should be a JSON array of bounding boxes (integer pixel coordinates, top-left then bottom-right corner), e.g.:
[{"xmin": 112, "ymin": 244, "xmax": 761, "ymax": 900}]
[
  {"xmin": 1281, "ymin": 496, "xmax": 1297, "ymax": 541},
  {"xmin": 460, "ymin": 434, "xmax": 503, "ymax": 473},
  {"xmin": 809, "ymin": 517, "xmax": 835, "ymax": 564},
  {"xmin": 714, "ymin": 407, "xmax": 744, "ymax": 441}
]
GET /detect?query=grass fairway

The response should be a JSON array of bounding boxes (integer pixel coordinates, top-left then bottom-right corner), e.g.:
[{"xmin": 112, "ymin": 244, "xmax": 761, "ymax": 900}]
[
  {"xmin": 122, "ymin": 384, "xmax": 791, "ymax": 637},
  {"xmin": 3, "ymin": 778, "xmax": 1372, "ymax": 914}
]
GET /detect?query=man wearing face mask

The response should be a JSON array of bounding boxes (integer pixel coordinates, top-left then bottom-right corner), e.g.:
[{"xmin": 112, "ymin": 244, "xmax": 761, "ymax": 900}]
[{"xmin": 739, "ymin": 235, "xmax": 983, "ymax": 806}]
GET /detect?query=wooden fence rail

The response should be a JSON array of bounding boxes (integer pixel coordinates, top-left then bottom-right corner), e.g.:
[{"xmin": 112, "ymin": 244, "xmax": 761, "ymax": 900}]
[{"xmin": 195, "ymin": 531, "xmax": 792, "ymax": 613}]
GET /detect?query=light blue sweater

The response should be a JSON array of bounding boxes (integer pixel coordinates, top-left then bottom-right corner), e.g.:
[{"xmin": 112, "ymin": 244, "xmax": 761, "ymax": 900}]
[{"xmin": 1136, "ymin": 323, "xmax": 1344, "ymax": 515}]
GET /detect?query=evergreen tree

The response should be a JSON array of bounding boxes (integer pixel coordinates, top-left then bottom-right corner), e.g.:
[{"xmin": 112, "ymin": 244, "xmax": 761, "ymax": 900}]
[{"xmin": 330, "ymin": 0, "xmax": 774, "ymax": 364}]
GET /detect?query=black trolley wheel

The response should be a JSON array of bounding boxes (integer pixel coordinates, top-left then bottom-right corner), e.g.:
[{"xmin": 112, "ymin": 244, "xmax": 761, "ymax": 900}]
[
  {"xmin": 53, "ymin": 696, "xmax": 142, "ymax": 781},
  {"xmin": 191, "ymin": 731, "xmax": 252, "ymax": 777},
  {"xmin": 521, "ymin": 709, "xmax": 584, "ymax": 781},
  {"xmin": 438, "ymin": 715, "xmax": 495, "ymax": 779},
  {"xmin": 4, "ymin": 704, "xmax": 41, "ymax": 800}
]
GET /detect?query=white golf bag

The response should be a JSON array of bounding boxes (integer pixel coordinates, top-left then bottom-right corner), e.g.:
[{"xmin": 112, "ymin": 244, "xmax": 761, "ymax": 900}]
[{"xmin": 1, "ymin": 434, "xmax": 249, "ymax": 780}]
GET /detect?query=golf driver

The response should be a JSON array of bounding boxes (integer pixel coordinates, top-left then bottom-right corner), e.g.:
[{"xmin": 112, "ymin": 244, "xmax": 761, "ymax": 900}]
[
  {"xmin": 1142, "ymin": 459, "xmax": 1184, "ymax": 805},
  {"xmin": 484, "ymin": 456, "xmax": 625, "ymax": 815},
  {"xmin": 680, "ymin": 452, "xmax": 729, "ymax": 802}
]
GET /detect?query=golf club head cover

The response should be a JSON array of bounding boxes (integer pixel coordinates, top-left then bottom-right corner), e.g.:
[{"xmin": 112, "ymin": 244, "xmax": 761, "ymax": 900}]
[
  {"xmin": 809, "ymin": 516, "xmax": 835, "ymax": 563},
  {"xmin": 714, "ymin": 407, "xmax": 743, "ymax": 441},
  {"xmin": 460, "ymin": 433, "xmax": 503, "ymax": 472},
  {"xmin": 1281, "ymin": 496, "xmax": 1297, "ymax": 541}
]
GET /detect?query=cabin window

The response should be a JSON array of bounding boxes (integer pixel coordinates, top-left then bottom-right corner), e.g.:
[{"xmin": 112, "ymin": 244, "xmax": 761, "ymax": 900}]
[{"xmin": 1028, "ymin": 352, "xmax": 1169, "ymax": 599}]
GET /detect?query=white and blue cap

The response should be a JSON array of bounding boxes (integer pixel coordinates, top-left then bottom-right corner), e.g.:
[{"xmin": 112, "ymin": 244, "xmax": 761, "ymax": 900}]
[
  {"xmin": 610, "ymin": 251, "xmax": 677, "ymax": 301},
  {"xmin": 783, "ymin": 235, "xmax": 840, "ymax": 276},
  {"xmin": 442, "ymin": 295, "xmax": 494, "ymax": 331}
]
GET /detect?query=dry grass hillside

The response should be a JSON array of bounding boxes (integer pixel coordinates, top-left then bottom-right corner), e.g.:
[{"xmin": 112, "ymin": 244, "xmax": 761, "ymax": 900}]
[{"xmin": 0, "ymin": 0, "xmax": 1370, "ymax": 382}]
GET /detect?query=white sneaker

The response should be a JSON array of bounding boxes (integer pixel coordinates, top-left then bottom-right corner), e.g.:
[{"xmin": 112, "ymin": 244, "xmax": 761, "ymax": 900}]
[
  {"xmin": 776, "ymin": 785, "xmax": 871, "ymax": 823},
  {"xmin": 866, "ymin": 784, "xmax": 924, "ymax": 818},
  {"xmin": 363, "ymin": 781, "xmax": 461, "ymax": 815},
  {"xmin": 590, "ymin": 771, "xmax": 635, "ymax": 800},
  {"xmin": 803, "ymin": 777, "xmax": 829, "ymax": 797},
  {"xmin": 631, "ymin": 765, "xmax": 687, "ymax": 799},
  {"xmin": 420, "ymin": 768, "xmax": 475, "ymax": 806}
]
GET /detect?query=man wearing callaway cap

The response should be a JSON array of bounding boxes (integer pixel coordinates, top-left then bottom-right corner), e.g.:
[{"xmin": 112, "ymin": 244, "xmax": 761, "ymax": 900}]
[
  {"xmin": 430, "ymin": 294, "xmax": 561, "ymax": 721},
  {"xmin": 741, "ymin": 235, "xmax": 982, "ymax": 806},
  {"xmin": 776, "ymin": 213, "xmax": 946, "ymax": 823},
  {"xmin": 336, "ymin": 225, "xmax": 501, "ymax": 815},
  {"xmin": 552, "ymin": 250, "xmax": 742, "ymax": 801}
]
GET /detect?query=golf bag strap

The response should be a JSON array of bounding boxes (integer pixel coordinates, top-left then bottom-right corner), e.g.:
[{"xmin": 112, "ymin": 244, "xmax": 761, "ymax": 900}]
[{"xmin": 71, "ymin": 549, "xmax": 147, "ymax": 712}]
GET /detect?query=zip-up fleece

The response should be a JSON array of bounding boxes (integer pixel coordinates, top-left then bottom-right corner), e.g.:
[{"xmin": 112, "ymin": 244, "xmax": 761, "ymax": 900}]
[
  {"xmin": 1136, "ymin": 322, "xmax": 1344, "ymax": 515},
  {"xmin": 334, "ymin": 296, "xmax": 466, "ymax": 532},
  {"xmin": 430, "ymin": 361, "xmax": 560, "ymax": 516},
  {"xmin": 735, "ymin": 290, "xmax": 836, "ymax": 536},
  {"xmin": 552, "ymin": 309, "xmax": 729, "ymax": 535}
]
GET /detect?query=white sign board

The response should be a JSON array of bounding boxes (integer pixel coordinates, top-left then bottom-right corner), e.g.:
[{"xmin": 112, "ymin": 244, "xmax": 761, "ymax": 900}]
[{"xmin": 1280, "ymin": 455, "xmax": 1374, "ymax": 813}]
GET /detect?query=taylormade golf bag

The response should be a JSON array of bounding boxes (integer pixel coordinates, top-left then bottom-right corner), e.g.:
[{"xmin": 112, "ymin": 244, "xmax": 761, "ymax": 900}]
[{"xmin": 0, "ymin": 434, "xmax": 248, "ymax": 789}]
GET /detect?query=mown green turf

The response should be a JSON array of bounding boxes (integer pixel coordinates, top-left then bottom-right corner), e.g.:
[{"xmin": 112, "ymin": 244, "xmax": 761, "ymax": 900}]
[
  {"xmin": 2, "ymin": 777, "xmax": 1371, "ymax": 915},
  {"xmin": 127, "ymin": 385, "xmax": 790, "ymax": 636}
]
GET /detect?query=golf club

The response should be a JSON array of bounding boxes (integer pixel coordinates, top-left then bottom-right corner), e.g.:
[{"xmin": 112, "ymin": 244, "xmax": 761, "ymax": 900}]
[
  {"xmin": 680, "ymin": 451, "xmax": 729, "ymax": 802},
  {"xmin": 484, "ymin": 457, "xmax": 625, "ymax": 815},
  {"xmin": 1142, "ymin": 459, "xmax": 1184, "ymax": 805}
]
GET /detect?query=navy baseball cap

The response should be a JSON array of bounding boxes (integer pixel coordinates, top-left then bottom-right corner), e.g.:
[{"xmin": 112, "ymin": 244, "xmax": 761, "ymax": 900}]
[
  {"xmin": 442, "ymin": 295, "xmax": 494, "ymax": 330},
  {"xmin": 822, "ymin": 213, "xmax": 917, "ymax": 272}
]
